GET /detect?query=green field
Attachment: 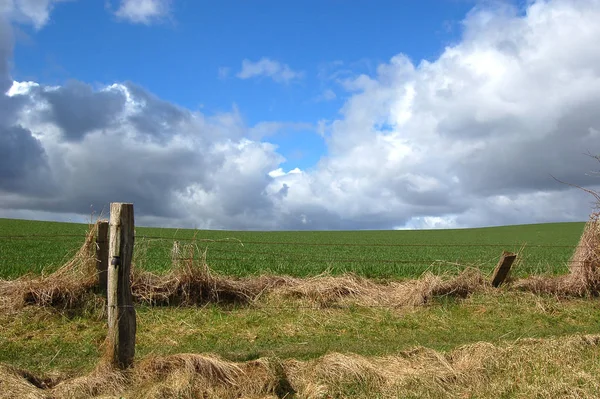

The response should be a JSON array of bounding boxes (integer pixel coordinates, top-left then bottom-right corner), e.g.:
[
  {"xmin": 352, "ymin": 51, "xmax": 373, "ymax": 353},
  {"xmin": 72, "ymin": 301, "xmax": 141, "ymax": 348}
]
[
  {"xmin": 1, "ymin": 218, "xmax": 599, "ymax": 398},
  {"xmin": 0, "ymin": 218, "xmax": 586, "ymax": 279}
]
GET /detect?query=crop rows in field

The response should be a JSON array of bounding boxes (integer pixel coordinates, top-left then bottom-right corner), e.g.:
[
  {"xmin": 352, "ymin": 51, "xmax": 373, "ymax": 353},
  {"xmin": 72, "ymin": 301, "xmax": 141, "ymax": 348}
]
[{"xmin": 0, "ymin": 218, "xmax": 586, "ymax": 279}]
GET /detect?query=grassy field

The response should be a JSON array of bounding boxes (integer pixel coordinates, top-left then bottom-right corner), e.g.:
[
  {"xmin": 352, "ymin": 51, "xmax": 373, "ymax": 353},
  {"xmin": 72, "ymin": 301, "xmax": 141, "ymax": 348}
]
[
  {"xmin": 0, "ymin": 218, "xmax": 586, "ymax": 279},
  {"xmin": 1, "ymin": 218, "xmax": 599, "ymax": 398}
]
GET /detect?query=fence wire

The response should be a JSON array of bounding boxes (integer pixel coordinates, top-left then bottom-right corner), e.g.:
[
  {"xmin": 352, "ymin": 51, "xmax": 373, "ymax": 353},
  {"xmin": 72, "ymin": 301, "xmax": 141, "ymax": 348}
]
[{"xmin": 0, "ymin": 232, "xmax": 588, "ymax": 281}]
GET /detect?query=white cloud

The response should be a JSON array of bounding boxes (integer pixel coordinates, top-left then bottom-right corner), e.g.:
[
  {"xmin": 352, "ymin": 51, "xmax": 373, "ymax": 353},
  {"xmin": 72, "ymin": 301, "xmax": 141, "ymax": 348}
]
[
  {"xmin": 236, "ymin": 58, "xmax": 304, "ymax": 83},
  {"xmin": 1, "ymin": 0, "xmax": 70, "ymax": 29},
  {"xmin": 114, "ymin": 0, "xmax": 171, "ymax": 24},
  {"xmin": 6, "ymin": 80, "xmax": 38, "ymax": 95}
]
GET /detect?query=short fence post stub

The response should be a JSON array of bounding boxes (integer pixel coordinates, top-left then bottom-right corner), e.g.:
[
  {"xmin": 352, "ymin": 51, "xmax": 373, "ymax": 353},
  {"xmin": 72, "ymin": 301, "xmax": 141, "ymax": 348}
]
[
  {"xmin": 491, "ymin": 251, "xmax": 517, "ymax": 288},
  {"xmin": 107, "ymin": 203, "xmax": 136, "ymax": 369},
  {"xmin": 96, "ymin": 220, "xmax": 109, "ymax": 293}
]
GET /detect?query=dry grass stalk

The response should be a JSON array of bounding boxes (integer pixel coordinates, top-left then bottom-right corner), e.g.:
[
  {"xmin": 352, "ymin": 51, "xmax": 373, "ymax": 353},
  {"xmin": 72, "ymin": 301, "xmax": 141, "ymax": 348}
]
[{"xmin": 568, "ymin": 212, "xmax": 600, "ymax": 294}]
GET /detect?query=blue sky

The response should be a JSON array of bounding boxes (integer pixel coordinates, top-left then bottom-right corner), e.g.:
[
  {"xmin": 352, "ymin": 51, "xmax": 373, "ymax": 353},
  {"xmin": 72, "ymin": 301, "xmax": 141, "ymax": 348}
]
[
  {"xmin": 12, "ymin": 0, "xmax": 477, "ymax": 171},
  {"xmin": 1, "ymin": 0, "xmax": 600, "ymax": 230}
]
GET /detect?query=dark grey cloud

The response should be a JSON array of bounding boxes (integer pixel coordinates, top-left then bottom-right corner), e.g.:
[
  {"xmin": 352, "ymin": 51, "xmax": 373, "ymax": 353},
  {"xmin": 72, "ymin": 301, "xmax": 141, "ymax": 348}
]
[
  {"xmin": 124, "ymin": 81, "xmax": 187, "ymax": 140},
  {"xmin": 0, "ymin": 79, "xmax": 283, "ymax": 227},
  {"xmin": 453, "ymin": 99, "xmax": 600, "ymax": 197},
  {"xmin": 0, "ymin": 17, "xmax": 13, "ymax": 94},
  {"xmin": 37, "ymin": 80, "xmax": 127, "ymax": 141},
  {"xmin": 0, "ymin": 124, "xmax": 49, "ymax": 194}
]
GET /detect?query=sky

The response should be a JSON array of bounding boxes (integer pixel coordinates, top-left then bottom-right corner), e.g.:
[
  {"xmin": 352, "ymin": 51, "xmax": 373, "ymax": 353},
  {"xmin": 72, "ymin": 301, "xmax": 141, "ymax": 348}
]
[{"xmin": 0, "ymin": 0, "xmax": 599, "ymax": 230}]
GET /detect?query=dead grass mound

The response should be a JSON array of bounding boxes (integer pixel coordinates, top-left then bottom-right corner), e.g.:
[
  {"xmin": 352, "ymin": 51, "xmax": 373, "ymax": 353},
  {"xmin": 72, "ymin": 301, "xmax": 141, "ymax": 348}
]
[
  {"xmin": 0, "ymin": 225, "xmax": 98, "ymax": 312},
  {"xmin": 568, "ymin": 212, "xmax": 600, "ymax": 294},
  {"xmin": 515, "ymin": 213, "xmax": 600, "ymax": 297},
  {"xmin": 286, "ymin": 334, "xmax": 600, "ymax": 398},
  {"xmin": 50, "ymin": 362, "xmax": 127, "ymax": 399},
  {"xmin": 0, "ymin": 364, "xmax": 50, "ymax": 399},
  {"xmin": 270, "ymin": 267, "xmax": 487, "ymax": 308},
  {"xmin": 3, "ymin": 334, "xmax": 600, "ymax": 398},
  {"xmin": 131, "ymin": 241, "xmax": 288, "ymax": 306}
]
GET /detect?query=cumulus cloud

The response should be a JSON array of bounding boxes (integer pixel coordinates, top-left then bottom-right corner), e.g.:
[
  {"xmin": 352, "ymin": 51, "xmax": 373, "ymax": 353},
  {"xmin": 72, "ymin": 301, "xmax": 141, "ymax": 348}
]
[
  {"xmin": 1, "ymin": 0, "xmax": 600, "ymax": 230},
  {"xmin": 265, "ymin": 0, "xmax": 600, "ymax": 229},
  {"xmin": 114, "ymin": 0, "xmax": 171, "ymax": 24},
  {"xmin": 1, "ymin": 81, "xmax": 284, "ymax": 228},
  {"xmin": 236, "ymin": 58, "xmax": 304, "ymax": 83}
]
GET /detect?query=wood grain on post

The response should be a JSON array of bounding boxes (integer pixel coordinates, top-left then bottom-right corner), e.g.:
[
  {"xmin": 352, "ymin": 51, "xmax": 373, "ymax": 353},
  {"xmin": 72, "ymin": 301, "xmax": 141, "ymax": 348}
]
[
  {"xmin": 107, "ymin": 203, "xmax": 136, "ymax": 369},
  {"xmin": 95, "ymin": 220, "xmax": 109, "ymax": 293},
  {"xmin": 491, "ymin": 251, "xmax": 517, "ymax": 288}
]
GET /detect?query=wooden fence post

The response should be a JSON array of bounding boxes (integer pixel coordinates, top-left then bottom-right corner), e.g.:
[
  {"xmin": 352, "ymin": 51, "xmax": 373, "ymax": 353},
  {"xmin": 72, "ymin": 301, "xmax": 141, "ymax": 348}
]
[
  {"xmin": 96, "ymin": 220, "xmax": 109, "ymax": 293},
  {"xmin": 107, "ymin": 203, "xmax": 136, "ymax": 369},
  {"xmin": 491, "ymin": 251, "xmax": 517, "ymax": 288}
]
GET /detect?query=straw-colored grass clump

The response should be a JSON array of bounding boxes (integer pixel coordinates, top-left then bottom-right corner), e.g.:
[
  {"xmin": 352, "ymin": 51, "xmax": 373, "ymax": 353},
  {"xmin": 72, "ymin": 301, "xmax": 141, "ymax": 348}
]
[
  {"xmin": 131, "ymin": 241, "xmax": 264, "ymax": 306},
  {"xmin": 2, "ymin": 334, "xmax": 600, "ymax": 398},
  {"xmin": 0, "ymin": 226, "xmax": 98, "ymax": 312},
  {"xmin": 515, "ymin": 212, "xmax": 600, "ymax": 297}
]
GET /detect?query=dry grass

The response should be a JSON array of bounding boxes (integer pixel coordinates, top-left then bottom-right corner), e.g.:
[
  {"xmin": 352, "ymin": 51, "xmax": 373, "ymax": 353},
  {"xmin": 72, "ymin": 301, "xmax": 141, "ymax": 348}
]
[
  {"xmin": 130, "ymin": 239, "xmax": 489, "ymax": 309},
  {"xmin": 0, "ymin": 363, "xmax": 53, "ymax": 399},
  {"xmin": 0, "ymin": 224, "xmax": 98, "ymax": 312},
  {"xmin": 131, "ymin": 241, "xmax": 268, "ymax": 306},
  {"xmin": 2, "ymin": 334, "xmax": 600, "ymax": 398},
  {"xmin": 269, "ymin": 267, "xmax": 487, "ymax": 308},
  {"xmin": 515, "ymin": 213, "xmax": 600, "ymax": 297},
  {"xmin": 287, "ymin": 334, "xmax": 600, "ymax": 398}
]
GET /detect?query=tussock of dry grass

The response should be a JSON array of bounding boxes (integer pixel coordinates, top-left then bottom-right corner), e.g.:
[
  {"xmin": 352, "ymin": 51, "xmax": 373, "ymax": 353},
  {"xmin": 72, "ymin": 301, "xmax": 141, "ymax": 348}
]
[
  {"xmin": 515, "ymin": 213, "xmax": 600, "ymax": 297},
  {"xmin": 0, "ymin": 363, "xmax": 51, "ymax": 398},
  {"xmin": 2, "ymin": 334, "xmax": 600, "ymax": 399},
  {"xmin": 137, "ymin": 353, "xmax": 242, "ymax": 386},
  {"xmin": 0, "ymin": 225, "xmax": 98, "ymax": 312},
  {"xmin": 270, "ymin": 267, "xmax": 487, "ymax": 308},
  {"xmin": 131, "ymin": 241, "xmax": 271, "ymax": 306},
  {"xmin": 50, "ymin": 362, "xmax": 128, "ymax": 399}
]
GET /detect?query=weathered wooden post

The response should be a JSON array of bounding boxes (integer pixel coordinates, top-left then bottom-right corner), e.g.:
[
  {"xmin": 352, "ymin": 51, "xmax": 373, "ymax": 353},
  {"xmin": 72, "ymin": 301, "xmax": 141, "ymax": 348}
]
[
  {"xmin": 491, "ymin": 251, "xmax": 517, "ymax": 288},
  {"xmin": 96, "ymin": 220, "xmax": 109, "ymax": 293},
  {"xmin": 107, "ymin": 203, "xmax": 136, "ymax": 369}
]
